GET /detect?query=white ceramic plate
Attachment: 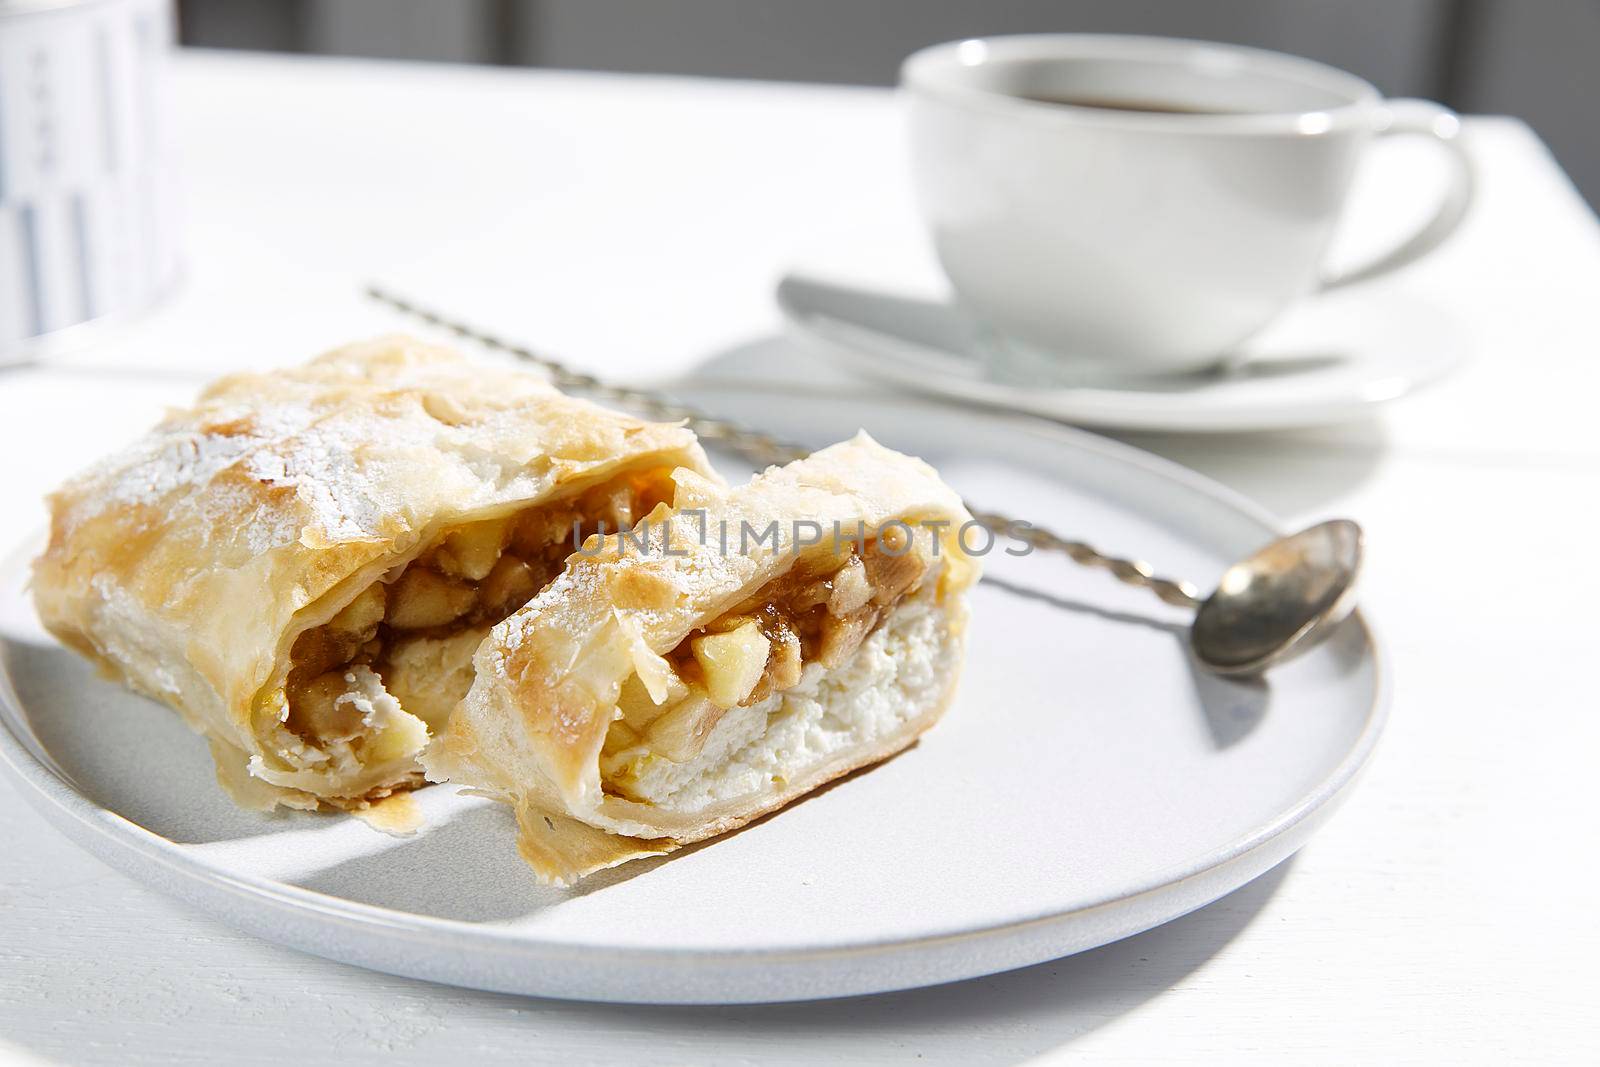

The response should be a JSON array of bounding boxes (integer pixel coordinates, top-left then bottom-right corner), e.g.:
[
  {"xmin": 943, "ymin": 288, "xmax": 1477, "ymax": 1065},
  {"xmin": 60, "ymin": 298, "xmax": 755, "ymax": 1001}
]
[
  {"xmin": 0, "ymin": 385, "xmax": 1387, "ymax": 1004},
  {"xmin": 777, "ymin": 274, "xmax": 1466, "ymax": 432}
]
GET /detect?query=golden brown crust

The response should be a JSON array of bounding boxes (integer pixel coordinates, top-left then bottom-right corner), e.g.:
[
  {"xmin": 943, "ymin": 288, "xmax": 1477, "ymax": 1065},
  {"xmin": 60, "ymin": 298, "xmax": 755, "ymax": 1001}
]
[
  {"xmin": 513, "ymin": 803, "xmax": 678, "ymax": 885},
  {"xmin": 425, "ymin": 433, "xmax": 980, "ymax": 883},
  {"xmin": 32, "ymin": 336, "xmax": 714, "ymax": 810}
]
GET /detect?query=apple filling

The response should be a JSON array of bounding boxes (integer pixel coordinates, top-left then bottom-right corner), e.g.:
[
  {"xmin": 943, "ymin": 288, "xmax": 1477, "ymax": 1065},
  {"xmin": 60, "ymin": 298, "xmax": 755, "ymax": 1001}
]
[
  {"xmin": 273, "ymin": 472, "xmax": 675, "ymax": 784},
  {"xmin": 599, "ymin": 534, "xmax": 931, "ymax": 796}
]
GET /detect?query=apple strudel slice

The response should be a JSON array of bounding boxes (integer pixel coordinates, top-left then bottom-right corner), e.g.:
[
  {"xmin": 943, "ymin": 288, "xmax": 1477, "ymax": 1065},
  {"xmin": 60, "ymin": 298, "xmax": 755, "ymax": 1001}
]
[
  {"xmin": 32, "ymin": 336, "xmax": 714, "ymax": 813},
  {"xmin": 425, "ymin": 433, "xmax": 980, "ymax": 885}
]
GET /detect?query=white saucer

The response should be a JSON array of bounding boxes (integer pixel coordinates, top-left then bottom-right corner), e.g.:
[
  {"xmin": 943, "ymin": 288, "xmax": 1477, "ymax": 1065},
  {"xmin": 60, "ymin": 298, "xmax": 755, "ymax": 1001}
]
[
  {"xmin": 777, "ymin": 274, "xmax": 1466, "ymax": 432},
  {"xmin": 0, "ymin": 385, "xmax": 1387, "ymax": 1003}
]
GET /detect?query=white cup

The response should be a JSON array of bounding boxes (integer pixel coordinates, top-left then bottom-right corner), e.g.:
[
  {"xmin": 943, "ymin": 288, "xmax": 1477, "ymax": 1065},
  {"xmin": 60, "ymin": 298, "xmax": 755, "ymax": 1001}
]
[{"xmin": 901, "ymin": 34, "xmax": 1474, "ymax": 378}]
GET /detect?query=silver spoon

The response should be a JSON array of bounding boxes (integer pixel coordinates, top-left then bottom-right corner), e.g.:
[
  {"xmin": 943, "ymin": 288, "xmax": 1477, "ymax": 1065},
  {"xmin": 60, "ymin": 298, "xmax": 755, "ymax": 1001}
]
[
  {"xmin": 364, "ymin": 286, "xmax": 1365, "ymax": 677},
  {"xmin": 1189, "ymin": 519, "xmax": 1364, "ymax": 674},
  {"xmin": 973, "ymin": 513, "xmax": 1365, "ymax": 675}
]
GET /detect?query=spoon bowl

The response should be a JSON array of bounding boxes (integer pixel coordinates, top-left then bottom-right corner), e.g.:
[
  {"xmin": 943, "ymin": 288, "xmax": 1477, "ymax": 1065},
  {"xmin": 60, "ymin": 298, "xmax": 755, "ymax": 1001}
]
[{"xmin": 1190, "ymin": 519, "xmax": 1364, "ymax": 675}]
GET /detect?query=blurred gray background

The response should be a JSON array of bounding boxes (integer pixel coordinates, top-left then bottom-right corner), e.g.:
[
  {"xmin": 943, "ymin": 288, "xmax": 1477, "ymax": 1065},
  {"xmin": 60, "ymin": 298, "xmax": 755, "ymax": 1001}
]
[{"xmin": 177, "ymin": 0, "xmax": 1599, "ymax": 208}]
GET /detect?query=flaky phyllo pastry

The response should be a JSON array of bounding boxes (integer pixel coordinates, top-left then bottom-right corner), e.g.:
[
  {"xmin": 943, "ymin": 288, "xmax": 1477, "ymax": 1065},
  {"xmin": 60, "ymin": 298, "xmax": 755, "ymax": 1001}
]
[
  {"xmin": 32, "ymin": 337, "xmax": 713, "ymax": 812},
  {"xmin": 424, "ymin": 434, "xmax": 980, "ymax": 885}
]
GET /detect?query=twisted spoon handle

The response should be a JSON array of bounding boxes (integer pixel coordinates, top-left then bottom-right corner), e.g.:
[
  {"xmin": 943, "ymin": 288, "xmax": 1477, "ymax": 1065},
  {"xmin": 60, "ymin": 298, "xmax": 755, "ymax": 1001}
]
[
  {"xmin": 965, "ymin": 509, "xmax": 1202, "ymax": 608},
  {"xmin": 364, "ymin": 285, "xmax": 1203, "ymax": 611}
]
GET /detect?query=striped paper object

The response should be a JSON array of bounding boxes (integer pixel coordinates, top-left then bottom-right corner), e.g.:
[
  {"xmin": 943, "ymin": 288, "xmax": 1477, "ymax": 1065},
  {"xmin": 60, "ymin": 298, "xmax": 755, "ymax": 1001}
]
[{"xmin": 0, "ymin": 0, "xmax": 180, "ymax": 357}]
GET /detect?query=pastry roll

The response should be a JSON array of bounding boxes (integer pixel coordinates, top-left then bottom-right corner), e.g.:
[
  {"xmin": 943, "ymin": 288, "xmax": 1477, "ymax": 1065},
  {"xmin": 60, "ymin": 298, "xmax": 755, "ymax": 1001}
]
[
  {"xmin": 425, "ymin": 433, "xmax": 980, "ymax": 884},
  {"xmin": 32, "ymin": 337, "xmax": 713, "ymax": 813}
]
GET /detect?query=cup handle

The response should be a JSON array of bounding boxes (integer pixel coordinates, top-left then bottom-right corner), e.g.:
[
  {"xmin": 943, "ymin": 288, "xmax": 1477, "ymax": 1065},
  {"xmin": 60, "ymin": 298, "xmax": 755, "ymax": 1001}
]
[{"xmin": 1319, "ymin": 99, "xmax": 1476, "ymax": 290}]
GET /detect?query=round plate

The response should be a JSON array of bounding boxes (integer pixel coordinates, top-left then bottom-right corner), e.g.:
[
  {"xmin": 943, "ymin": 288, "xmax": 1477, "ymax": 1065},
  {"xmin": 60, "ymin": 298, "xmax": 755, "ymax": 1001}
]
[
  {"xmin": 0, "ymin": 385, "xmax": 1387, "ymax": 1004},
  {"xmin": 777, "ymin": 274, "xmax": 1466, "ymax": 432}
]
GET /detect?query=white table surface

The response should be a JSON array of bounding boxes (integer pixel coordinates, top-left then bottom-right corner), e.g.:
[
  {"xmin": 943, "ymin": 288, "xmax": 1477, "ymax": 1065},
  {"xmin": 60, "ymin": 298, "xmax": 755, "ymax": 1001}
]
[{"xmin": 1, "ymin": 51, "xmax": 1597, "ymax": 1065}]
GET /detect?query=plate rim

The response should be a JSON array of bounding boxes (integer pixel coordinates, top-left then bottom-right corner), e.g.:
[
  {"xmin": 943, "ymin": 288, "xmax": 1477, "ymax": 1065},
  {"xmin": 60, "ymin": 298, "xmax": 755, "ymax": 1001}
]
[{"xmin": 0, "ymin": 395, "xmax": 1390, "ymax": 994}]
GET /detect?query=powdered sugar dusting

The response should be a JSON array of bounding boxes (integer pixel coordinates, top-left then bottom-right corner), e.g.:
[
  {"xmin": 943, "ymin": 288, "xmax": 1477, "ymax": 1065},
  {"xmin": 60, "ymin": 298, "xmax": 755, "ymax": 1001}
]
[
  {"xmin": 61, "ymin": 398, "xmax": 325, "ymax": 538},
  {"xmin": 53, "ymin": 338, "xmax": 574, "ymax": 551},
  {"xmin": 241, "ymin": 416, "xmax": 398, "ymax": 546}
]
